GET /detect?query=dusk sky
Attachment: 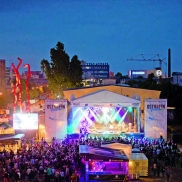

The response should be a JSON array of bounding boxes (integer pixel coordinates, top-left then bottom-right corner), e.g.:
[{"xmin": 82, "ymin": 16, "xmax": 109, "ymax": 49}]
[{"xmin": 1, "ymin": 0, "xmax": 182, "ymax": 75}]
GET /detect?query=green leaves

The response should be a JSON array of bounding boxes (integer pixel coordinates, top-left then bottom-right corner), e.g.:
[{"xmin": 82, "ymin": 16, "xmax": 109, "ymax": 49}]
[{"xmin": 41, "ymin": 42, "xmax": 83, "ymax": 98}]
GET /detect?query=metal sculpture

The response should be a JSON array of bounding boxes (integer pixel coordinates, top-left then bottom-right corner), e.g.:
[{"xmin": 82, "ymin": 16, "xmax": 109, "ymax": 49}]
[
  {"xmin": 23, "ymin": 64, "xmax": 31, "ymax": 113},
  {"xmin": 11, "ymin": 57, "xmax": 23, "ymax": 113}
]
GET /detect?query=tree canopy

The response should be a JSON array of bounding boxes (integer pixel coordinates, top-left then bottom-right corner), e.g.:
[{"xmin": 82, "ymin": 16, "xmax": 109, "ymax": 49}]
[{"xmin": 41, "ymin": 42, "xmax": 83, "ymax": 98}]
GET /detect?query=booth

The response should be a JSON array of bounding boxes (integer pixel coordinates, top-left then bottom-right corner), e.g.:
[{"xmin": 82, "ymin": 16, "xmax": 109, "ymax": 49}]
[
  {"xmin": 79, "ymin": 145, "xmax": 129, "ymax": 181},
  {"xmin": 101, "ymin": 142, "xmax": 148, "ymax": 178}
]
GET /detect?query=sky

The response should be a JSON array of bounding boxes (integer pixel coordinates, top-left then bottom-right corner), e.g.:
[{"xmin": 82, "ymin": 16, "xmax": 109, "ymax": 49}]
[{"xmin": 0, "ymin": 0, "xmax": 182, "ymax": 75}]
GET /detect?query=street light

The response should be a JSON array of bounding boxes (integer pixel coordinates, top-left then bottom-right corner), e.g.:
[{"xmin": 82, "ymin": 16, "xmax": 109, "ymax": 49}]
[{"xmin": 0, "ymin": 92, "xmax": 2, "ymax": 95}]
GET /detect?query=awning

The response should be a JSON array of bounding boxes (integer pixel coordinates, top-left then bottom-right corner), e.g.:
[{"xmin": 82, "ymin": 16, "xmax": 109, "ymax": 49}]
[{"xmin": 0, "ymin": 134, "xmax": 25, "ymax": 141}]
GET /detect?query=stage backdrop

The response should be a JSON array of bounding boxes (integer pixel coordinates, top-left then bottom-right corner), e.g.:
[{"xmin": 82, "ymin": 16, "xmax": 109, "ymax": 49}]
[
  {"xmin": 144, "ymin": 99, "xmax": 167, "ymax": 139},
  {"xmin": 45, "ymin": 99, "xmax": 67, "ymax": 140}
]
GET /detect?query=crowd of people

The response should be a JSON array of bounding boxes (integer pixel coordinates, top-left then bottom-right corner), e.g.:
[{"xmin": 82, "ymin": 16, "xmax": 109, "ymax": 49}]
[
  {"xmin": 81, "ymin": 134, "xmax": 182, "ymax": 181},
  {"xmin": 0, "ymin": 134, "xmax": 181, "ymax": 182},
  {"xmin": 0, "ymin": 114, "xmax": 9, "ymax": 119},
  {"xmin": 0, "ymin": 138, "xmax": 82, "ymax": 182}
]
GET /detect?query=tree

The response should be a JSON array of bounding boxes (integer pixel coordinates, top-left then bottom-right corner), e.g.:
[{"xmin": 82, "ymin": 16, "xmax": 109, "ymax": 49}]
[
  {"xmin": 41, "ymin": 42, "xmax": 83, "ymax": 98},
  {"xmin": 0, "ymin": 89, "xmax": 14, "ymax": 109},
  {"xmin": 115, "ymin": 72, "xmax": 122, "ymax": 79},
  {"xmin": 147, "ymin": 73, "xmax": 155, "ymax": 80}
]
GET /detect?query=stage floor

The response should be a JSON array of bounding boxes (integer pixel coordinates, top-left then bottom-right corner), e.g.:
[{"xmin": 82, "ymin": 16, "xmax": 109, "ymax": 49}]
[
  {"xmin": 88, "ymin": 132, "xmax": 144, "ymax": 139},
  {"xmin": 67, "ymin": 132, "xmax": 145, "ymax": 140}
]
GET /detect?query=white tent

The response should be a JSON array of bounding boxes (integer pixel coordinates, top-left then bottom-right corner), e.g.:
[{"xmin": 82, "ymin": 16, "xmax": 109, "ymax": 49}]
[
  {"xmin": 71, "ymin": 90, "xmax": 140, "ymax": 107},
  {"xmin": 69, "ymin": 90, "xmax": 141, "ymax": 134}
]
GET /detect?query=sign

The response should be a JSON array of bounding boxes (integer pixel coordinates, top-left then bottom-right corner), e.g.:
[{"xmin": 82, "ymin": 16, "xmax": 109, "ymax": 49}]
[
  {"xmin": 45, "ymin": 99, "xmax": 67, "ymax": 140},
  {"xmin": 144, "ymin": 99, "xmax": 167, "ymax": 139},
  {"xmin": 155, "ymin": 70, "xmax": 162, "ymax": 77}
]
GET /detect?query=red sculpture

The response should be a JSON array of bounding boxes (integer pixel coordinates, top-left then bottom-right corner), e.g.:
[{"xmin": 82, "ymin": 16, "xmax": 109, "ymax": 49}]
[
  {"xmin": 11, "ymin": 57, "xmax": 23, "ymax": 113},
  {"xmin": 23, "ymin": 64, "xmax": 31, "ymax": 113}
]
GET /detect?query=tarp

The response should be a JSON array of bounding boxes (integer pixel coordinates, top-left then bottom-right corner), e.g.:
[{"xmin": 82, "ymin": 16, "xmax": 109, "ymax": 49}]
[
  {"xmin": 79, "ymin": 145, "xmax": 129, "ymax": 162},
  {"xmin": 0, "ymin": 134, "xmax": 25, "ymax": 141},
  {"xmin": 101, "ymin": 142, "xmax": 132, "ymax": 156},
  {"xmin": 71, "ymin": 90, "xmax": 140, "ymax": 107}
]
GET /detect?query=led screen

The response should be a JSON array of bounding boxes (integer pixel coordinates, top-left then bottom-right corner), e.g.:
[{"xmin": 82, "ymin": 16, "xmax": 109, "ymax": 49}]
[{"xmin": 13, "ymin": 113, "xmax": 38, "ymax": 129}]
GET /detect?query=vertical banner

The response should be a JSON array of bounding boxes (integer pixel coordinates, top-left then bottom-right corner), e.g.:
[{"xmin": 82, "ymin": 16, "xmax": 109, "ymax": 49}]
[
  {"xmin": 145, "ymin": 99, "xmax": 167, "ymax": 139},
  {"xmin": 45, "ymin": 99, "xmax": 67, "ymax": 141}
]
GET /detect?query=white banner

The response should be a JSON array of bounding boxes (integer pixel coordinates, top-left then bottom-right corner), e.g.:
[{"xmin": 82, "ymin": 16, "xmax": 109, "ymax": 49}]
[
  {"xmin": 45, "ymin": 99, "xmax": 67, "ymax": 140},
  {"xmin": 71, "ymin": 102, "xmax": 140, "ymax": 107},
  {"xmin": 144, "ymin": 99, "xmax": 167, "ymax": 139}
]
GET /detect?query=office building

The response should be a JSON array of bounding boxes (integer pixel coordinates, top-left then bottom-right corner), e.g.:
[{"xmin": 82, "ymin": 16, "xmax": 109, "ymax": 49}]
[
  {"xmin": 0, "ymin": 59, "xmax": 5, "ymax": 91},
  {"xmin": 21, "ymin": 70, "xmax": 48, "ymax": 86},
  {"xmin": 5, "ymin": 67, "xmax": 16, "ymax": 88},
  {"xmin": 81, "ymin": 61, "xmax": 110, "ymax": 80},
  {"xmin": 172, "ymin": 72, "xmax": 182, "ymax": 86}
]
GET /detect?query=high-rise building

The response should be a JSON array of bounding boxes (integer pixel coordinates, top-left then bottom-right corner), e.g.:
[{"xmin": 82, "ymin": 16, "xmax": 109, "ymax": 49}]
[
  {"xmin": 81, "ymin": 61, "xmax": 110, "ymax": 80},
  {"xmin": 5, "ymin": 67, "xmax": 15, "ymax": 88},
  {"xmin": 21, "ymin": 70, "xmax": 48, "ymax": 86},
  {"xmin": 0, "ymin": 59, "xmax": 5, "ymax": 91}
]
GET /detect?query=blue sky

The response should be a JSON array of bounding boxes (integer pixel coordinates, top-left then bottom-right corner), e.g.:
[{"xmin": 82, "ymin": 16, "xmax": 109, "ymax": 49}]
[{"xmin": 0, "ymin": 0, "xmax": 182, "ymax": 75}]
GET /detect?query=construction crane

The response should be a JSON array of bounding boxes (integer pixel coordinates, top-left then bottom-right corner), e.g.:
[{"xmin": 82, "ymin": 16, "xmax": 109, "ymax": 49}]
[{"xmin": 127, "ymin": 54, "xmax": 167, "ymax": 71}]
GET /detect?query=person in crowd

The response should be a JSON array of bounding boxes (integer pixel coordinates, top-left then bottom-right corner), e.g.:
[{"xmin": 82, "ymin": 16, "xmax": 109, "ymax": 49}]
[
  {"xmin": 153, "ymin": 163, "xmax": 157, "ymax": 176},
  {"xmin": 161, "ymin": 164, "xmax": 165, "ymax": 178},
  {"xmin": 157, "ymin": 162, "xmax": 161, "ymax": 177},
  {"xmin": 166, "ymin": 167, "xmax": 171, "ymax": 182}
]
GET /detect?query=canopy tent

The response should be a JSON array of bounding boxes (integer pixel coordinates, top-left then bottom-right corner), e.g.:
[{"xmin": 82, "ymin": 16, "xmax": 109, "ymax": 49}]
[
  {"xmin": 79, "ymin": 145, "xmax": 129, "ymax": 162},
  {"xmin": 0, "ymin": 134, "xmax": 25, "ymax": 141},
  {"xmin": 71, "ymin": 90, "xmax": 140, "ymax": 107},
  {"xmin": 101, "ymin": 142, "xmax": 132, "ymax": 156}
]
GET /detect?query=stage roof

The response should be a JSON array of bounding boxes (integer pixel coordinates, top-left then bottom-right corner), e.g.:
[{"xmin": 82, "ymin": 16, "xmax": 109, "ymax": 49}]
[
  {"xmin": 71, "ymin": 90, "xmax": 140, "ymax": 107},
  {"xmin": 79, "ymin": 145, "xmax": 129, "ymax": 162}
]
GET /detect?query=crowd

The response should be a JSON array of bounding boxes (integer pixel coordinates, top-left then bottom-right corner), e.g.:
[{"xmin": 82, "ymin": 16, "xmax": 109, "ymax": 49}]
[
  {"xmin": 0, "ymin": 114, "xmax": 9, "ymax": 119},
  {"xmin": 0, "ymin": 138, "xmax": 82, "ymax": 182},
  {"xmin": 80, "ymin": 135, "xmax": 182, "ymax": 181},
  {"xmin": 0, "ymin": 134, "xmax": 181, "ymax": 182}
]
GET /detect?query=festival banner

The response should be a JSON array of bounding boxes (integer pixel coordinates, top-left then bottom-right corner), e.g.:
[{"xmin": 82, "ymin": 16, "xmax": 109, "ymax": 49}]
[
  {"xmin": 144, "ymin": 99, "xmax": 167, "ymax": 139},
  {"xmin": 45, "ymin": 99, "xmax": 67, "ymax": 141}
]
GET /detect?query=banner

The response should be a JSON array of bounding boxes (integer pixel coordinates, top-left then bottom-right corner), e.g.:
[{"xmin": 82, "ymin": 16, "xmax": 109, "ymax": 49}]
[
  {"xmin": 71, "ymin": 102, "xmax": 140, "ymax": 107},
  {"xmin": 45, "ymin": 99, "xmax": 67, "ymax": 140},
  {"xmin": 144, "ymin": 99, "xmax": 167, "ymax": 139}
]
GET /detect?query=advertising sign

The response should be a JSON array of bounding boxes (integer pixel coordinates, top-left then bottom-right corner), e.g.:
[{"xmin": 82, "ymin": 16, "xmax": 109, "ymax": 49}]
[
  {"xmin": 13, "ymin": 113, "xmax": 38, "ymax": 129},
  {"xmin": 45, "ymin": 99, "xmax": 67, "ymax": 140},
  {"xmin": 144, "ymin": 99, "xmax": 167, "ymax": 139}
]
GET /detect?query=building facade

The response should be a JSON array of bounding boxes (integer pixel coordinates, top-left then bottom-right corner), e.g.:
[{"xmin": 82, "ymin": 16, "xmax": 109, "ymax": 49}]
[
  {"xmin": 172, "ymin": 72, "xmax": 182, "ymax": 86},
  {"xmin": 128, "ymin": 70, "xmax": 157, "ymax": 79},
  {"xmin": 5, "ymin": 67, "xmax": 15, "ymax": 88},
  {"xmin": 81, "ymin": 61, "xmax": 110, "ymax": 80},
  {"xmin": 21, "ymin": 71, "xmax": 48, "ymax": 86},
  {"xmin": 0, "ymin": 59, "xmax": 5, "ymax": 91}
]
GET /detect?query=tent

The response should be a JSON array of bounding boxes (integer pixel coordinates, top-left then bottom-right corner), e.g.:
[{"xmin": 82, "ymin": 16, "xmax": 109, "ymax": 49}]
[
  {"xmin": 71, "ymin": 90, "xmax": 140, "ymax": 107},
  {"xmin": 101, "ymin": 142, "xmax": 132, "ymax": 156},
  {"xmin": 68, "ymin": 90, "xmax": 141, "ymax": 135}
]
